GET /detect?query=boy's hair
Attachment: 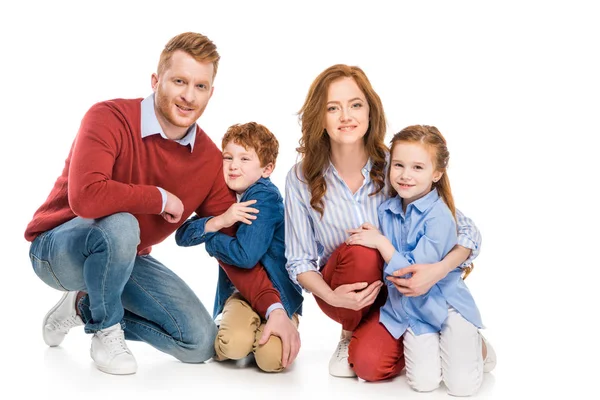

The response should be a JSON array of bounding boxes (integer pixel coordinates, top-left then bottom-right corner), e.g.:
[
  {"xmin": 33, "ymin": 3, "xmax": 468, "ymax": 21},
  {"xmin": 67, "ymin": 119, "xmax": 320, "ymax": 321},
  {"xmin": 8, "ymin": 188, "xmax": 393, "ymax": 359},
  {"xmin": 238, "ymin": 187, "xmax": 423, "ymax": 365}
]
[
  {"xmin": 222, "ymin": 122, "xmax": 279, "ymax": 167},
  {"xmin": 158, "ymin": 32, "xmax": 220, "ymax": 79}
]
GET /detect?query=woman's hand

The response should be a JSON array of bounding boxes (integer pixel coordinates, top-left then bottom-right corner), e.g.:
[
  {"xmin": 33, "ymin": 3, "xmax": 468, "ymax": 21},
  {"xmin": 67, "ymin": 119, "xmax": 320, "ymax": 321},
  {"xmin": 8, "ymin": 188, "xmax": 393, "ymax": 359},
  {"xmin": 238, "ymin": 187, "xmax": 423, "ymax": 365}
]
[{"xmin": 327, "ymin": 281, "xmax": 383, "ymax": 310}]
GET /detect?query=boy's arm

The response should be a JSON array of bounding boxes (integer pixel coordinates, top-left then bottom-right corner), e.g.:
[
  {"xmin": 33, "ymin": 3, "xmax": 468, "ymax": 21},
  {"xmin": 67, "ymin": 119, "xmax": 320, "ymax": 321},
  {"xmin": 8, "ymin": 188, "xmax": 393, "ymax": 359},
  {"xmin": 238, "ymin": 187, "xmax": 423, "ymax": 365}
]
[
  {"xmin": 204, "ymin": 189, "xmax": 280, "ymax": 268},
  {"xmin": 175, "ymin": 215, "xmax": 214, "ymax": 246}
]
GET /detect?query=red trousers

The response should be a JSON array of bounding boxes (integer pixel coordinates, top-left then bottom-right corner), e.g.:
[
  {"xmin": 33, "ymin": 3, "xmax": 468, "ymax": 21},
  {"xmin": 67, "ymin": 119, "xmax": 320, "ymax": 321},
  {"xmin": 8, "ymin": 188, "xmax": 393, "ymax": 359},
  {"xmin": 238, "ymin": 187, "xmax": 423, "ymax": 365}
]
[{"xmin": 315, "ymin": 244, "xmax": 405, "ymax": 381}]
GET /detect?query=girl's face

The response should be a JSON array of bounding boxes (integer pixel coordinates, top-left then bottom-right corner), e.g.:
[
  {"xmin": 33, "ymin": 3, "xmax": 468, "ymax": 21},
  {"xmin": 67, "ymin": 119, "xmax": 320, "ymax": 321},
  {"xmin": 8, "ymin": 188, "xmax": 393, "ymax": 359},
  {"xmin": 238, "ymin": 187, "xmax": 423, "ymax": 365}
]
[
  {"xmin": 323, "ymin": 77, "xmax": 370, "ymax": 148},
  {"xmin": 390, "ymin": 141, "xmax": 443, "ymax": 206}
]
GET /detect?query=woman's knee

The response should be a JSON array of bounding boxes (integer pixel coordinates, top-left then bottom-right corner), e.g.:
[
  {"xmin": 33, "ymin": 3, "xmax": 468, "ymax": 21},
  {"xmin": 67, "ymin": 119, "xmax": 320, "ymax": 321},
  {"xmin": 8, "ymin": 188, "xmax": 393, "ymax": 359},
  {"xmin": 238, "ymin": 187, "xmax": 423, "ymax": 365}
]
[
  {"xmin": 335, "ymin": 244, "xmax": 383, "ymax": 283},
  {"xmin": 350, "ymin": 340, "xmax": 398, "ymax": 382}
]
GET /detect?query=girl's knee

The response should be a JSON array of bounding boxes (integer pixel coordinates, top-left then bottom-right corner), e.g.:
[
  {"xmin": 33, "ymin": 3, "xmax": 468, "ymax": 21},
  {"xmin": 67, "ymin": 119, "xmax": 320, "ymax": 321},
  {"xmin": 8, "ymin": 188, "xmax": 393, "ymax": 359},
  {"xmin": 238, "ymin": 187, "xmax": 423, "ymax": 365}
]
[
  {"xmin": 407, "ymin": 370, "xmax": 442, "ymax": 392},
  {"xmin": 444, "ymin": 373, "xmax": 482, "ymax": 397}
]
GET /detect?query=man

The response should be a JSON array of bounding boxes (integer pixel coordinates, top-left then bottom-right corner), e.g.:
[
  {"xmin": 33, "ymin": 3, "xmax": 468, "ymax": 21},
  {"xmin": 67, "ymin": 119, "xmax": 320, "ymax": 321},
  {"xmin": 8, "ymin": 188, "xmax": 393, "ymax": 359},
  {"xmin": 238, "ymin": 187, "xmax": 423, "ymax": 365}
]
[{"xmin": 25, "ymin": 32, "xmax": 299, "ymax": 375}]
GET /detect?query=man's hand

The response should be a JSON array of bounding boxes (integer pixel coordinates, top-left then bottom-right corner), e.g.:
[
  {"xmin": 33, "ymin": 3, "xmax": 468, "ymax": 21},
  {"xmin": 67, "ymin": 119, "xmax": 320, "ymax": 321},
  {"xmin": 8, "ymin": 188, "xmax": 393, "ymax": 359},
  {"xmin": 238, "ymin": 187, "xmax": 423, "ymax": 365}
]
[
  {"xmin": 327, "ymin": 281, "xmax": 382, "ymax": 310},
  {"xmin": 387, "ymin": 262, "xmax": 447, "ymax": 297},
  {"xmin": 162, "ymin": 190, "xmax": 184, "ymax": 223},
  {"xmin": 257, "ymin": 309, "xmax": 300, "ymax": 369}
]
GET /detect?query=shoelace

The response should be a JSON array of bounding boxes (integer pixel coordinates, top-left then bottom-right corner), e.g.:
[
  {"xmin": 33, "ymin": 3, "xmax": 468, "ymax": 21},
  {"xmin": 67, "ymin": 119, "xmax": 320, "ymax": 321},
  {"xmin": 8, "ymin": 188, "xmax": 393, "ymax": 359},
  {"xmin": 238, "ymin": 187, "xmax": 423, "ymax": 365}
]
[
  {"xmin": 335, "ymin": 339, "xmax": 350, "ymax": 359},
  {"xmin": 47, "ymin": 315, "xmax": 81, "ymax": 333},
  {"xmin": 100, "ymin": 329, "xmax": 130, "ymax": 356}
]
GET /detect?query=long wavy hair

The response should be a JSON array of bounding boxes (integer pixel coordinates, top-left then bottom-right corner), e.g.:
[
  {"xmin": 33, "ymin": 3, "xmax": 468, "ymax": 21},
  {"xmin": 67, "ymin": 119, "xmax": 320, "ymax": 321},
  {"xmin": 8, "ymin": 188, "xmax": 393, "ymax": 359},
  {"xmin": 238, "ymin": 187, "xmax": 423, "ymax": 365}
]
[
  {"xmin": 389, "ymin": 125, "xmax": 456, "ymax": 220},
  {"xmin": 297, "ymin": 64, "xmax": 388, "ymax": 217}
]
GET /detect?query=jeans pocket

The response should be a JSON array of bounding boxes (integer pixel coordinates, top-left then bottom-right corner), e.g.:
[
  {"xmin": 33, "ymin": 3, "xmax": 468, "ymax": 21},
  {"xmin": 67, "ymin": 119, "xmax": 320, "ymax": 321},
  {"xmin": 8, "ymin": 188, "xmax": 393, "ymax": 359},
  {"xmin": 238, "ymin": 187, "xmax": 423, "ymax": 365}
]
[{"xmin": 29, "ymin": 253, "xmax": 67, "ymax": 290}]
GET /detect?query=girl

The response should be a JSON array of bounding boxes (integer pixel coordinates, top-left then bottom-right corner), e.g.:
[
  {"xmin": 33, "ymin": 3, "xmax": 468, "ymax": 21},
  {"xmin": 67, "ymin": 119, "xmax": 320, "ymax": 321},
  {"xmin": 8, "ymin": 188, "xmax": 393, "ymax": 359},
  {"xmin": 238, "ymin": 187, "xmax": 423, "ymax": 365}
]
[
  {"xmin": 284, "ymin": 64, "xmax": 488, "ymax": 382},
  {"xmin": 347, "ymin": 125, "xmax": 492, "ymax": 395}
]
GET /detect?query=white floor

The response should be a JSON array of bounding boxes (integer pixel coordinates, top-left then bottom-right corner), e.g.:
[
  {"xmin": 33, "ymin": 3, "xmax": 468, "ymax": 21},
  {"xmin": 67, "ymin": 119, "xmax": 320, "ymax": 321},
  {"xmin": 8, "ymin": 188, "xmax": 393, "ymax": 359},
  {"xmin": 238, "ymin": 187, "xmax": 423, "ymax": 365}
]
[
  {"xmin": 4, "ymin": 223, "xmax": 596, "ymax": 400},
  {"xmin": 11, "ymin": 295, "xmax": 498, "ymax": 400}
]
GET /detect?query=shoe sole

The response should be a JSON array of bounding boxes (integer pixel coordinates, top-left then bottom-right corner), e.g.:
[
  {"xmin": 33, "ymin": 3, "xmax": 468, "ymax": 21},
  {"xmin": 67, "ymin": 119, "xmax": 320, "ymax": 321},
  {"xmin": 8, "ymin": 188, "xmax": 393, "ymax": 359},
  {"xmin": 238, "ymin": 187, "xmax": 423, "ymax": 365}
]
[
  {"xmin": 42, "ymin": 292, "xmax": 71, "ymax": 347},
  {"xmin": 95, "ymin": 364, "xmax": 137, "ymax": 375}
]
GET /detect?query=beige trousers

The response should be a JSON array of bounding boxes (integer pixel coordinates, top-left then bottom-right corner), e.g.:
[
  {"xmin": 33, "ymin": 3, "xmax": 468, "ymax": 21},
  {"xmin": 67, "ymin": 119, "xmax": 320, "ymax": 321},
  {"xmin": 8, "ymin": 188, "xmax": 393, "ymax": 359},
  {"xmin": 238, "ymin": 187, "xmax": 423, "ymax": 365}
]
[{"xmin": 214, "ymin": 293, "xmax": 299, "ymax": 372}]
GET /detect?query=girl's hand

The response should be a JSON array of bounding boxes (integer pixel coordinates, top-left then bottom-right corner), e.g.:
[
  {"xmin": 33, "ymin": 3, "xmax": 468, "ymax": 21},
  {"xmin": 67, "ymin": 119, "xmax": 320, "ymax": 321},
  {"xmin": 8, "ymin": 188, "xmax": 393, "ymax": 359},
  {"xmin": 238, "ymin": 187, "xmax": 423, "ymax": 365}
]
[
  {"xmin": 346, "ymin": 223, "xmax": 384, "ymax": 249},
  {"xmin": 386, "ymin": 262, "xmax": 447, "ymax": 297}
]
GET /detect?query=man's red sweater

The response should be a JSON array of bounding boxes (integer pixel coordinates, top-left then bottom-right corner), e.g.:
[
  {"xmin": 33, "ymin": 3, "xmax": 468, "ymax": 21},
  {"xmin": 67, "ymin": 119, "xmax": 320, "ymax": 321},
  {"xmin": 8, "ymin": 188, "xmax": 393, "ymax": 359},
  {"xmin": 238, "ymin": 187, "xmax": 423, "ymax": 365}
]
[{"xmin": 24, "ymin": 98, "xmax": 280, "ymax": 317}]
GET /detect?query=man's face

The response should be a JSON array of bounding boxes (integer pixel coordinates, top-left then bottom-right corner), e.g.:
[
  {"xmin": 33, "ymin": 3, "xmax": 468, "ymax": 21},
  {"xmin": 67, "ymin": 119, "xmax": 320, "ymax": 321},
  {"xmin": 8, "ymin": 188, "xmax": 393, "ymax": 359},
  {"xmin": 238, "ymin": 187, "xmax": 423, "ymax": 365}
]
[{"xmin": 152, "ymin": 50, "xmax": 214, "ymax": 140}]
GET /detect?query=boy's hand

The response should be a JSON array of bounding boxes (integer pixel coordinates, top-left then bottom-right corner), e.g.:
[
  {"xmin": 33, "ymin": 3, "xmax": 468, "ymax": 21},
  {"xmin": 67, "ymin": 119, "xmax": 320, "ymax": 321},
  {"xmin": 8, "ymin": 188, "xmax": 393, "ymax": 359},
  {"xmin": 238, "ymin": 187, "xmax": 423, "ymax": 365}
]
[
  {"xmin": 217, "ymin": 200, "xmax": 259, "ymax": 228},
  {"xmin": 258, "ymin": 309, "xmax": 300, "ymax": 369}
]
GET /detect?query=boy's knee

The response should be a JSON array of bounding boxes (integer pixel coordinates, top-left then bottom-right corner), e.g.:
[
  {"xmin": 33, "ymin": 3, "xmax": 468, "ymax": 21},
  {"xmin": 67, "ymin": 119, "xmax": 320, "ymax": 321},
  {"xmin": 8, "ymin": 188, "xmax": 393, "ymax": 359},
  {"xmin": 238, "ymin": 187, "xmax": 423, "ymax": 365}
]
[
  {"xmin": 253, "ymin": 326, "xmax": 284, "ymax": 372},
  {"xmin": 215, "ymin": 326, "xmax": 255, "ymax": 360}
]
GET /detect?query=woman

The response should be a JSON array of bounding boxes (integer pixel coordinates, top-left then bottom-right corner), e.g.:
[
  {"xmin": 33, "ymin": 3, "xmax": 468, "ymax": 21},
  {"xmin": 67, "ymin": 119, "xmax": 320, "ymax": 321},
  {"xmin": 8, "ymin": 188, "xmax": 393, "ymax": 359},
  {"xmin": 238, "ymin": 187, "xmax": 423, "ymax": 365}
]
[{"xmin": 284, "ymin": 64, "xmax": 493, "ymax": 381}]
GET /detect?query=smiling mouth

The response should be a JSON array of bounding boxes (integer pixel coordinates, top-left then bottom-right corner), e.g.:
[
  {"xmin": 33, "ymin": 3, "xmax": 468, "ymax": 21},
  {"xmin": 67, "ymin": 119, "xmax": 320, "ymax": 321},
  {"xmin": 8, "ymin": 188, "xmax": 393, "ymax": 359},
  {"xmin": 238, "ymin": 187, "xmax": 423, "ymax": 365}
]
[
  {"xmin": 338, "ymin": 126, "xmax": 356, "ymax": 132},
  {"xmin": 176, "ymin": 104, "xmax": 194, "ymax": 112},
  {"xmin": 397, "ymin": 183, "xmax": 413, "ymax": 188}
]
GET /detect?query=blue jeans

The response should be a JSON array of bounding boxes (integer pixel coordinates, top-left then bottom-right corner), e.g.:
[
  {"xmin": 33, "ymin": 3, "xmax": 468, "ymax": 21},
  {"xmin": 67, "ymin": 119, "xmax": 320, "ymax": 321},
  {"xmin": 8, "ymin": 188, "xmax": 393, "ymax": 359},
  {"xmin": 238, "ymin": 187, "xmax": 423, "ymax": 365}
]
[{"xmin": 28, "ymin": 212, "xmax": 217, "ymax": 363}]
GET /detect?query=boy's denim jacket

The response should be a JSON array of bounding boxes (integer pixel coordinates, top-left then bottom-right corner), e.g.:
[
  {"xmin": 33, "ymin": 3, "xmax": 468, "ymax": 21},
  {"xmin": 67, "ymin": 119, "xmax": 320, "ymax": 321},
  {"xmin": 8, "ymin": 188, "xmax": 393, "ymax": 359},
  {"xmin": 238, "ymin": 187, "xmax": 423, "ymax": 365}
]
[{"xmin": 175, "ymin": 177, "xmax": 303, "ymax": 319}]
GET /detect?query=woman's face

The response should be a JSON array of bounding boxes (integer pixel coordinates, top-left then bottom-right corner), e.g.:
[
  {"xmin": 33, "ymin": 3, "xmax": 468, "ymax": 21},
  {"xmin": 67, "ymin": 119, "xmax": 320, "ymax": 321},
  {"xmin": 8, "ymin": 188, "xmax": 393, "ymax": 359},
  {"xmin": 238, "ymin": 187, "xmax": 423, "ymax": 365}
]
[{"xmin": 324, "ymin": 77, "xmax": 370, "ymax": 148}]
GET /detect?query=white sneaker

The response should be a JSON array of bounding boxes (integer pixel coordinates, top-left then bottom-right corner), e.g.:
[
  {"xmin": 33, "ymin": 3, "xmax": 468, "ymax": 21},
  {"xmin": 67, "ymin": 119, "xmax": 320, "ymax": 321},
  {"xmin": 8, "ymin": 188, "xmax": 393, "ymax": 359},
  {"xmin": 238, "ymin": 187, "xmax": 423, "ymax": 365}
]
[
  {"xmin": 329, "ymin": 338, "xmax": 356, "ymax": 377},
  {"xmin": 481, "ymin": 334, "xmax": 497, "ymax": 373},
  {"xmin": 90, "ymin": 323, "xmax": 137, "ymax": 375},
  {"xmin": 43, "ymin": 291, "xmax": 84, "ymax": 347}
]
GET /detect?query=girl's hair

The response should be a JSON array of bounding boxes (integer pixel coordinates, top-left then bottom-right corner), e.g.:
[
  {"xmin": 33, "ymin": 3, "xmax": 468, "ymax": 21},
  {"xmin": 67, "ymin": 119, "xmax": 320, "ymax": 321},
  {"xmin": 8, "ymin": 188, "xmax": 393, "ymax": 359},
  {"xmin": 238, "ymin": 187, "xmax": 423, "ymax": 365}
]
[
  {"xmin": 389, "ymin": 125, "xmax": 456, "ymax": 219},
  {"xmin": 297, "ymin": 64, "xmax": 388, "ymax": 217}
]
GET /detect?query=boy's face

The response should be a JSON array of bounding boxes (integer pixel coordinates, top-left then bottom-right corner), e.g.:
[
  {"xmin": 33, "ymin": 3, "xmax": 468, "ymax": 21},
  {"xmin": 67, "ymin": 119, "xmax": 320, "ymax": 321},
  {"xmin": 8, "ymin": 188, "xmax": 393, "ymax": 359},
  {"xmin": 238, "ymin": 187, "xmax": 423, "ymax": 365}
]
[{"xmin": 222, "ymin": 141, "xmax": 274, "ymax": 194}]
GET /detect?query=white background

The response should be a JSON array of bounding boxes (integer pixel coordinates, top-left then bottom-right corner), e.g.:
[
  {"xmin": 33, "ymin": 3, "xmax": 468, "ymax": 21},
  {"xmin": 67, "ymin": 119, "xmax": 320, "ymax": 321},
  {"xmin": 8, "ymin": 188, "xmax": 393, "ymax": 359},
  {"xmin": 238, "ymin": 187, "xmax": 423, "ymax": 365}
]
[{"xmin": 1, "ymin": 1, "xmax": 598, "ymax": 399}]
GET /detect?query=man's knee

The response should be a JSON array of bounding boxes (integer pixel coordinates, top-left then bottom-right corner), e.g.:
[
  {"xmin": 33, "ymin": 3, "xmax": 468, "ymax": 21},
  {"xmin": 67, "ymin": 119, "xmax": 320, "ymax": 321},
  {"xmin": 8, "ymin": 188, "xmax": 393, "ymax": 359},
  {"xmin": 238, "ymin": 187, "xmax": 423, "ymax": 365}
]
[
  {"xmin": 93, "ymin": 213, "xmax": 140, "ymax": 256},
  {"xmin": 175, "ymin": 322, "xmax": 218, "ymax": 363}
]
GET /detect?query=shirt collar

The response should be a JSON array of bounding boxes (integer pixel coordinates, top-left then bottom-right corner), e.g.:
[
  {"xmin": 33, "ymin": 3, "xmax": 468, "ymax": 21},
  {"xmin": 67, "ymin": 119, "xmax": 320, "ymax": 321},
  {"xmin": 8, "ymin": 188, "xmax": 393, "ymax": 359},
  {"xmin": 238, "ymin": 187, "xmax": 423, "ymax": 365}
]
[
  {"xmin": 140, "ymin": 94, "xmax": 196, "ymax": 151},
  {"xmin": 383, "ymin": 188, "xmax": 440, "ymax": 216}
]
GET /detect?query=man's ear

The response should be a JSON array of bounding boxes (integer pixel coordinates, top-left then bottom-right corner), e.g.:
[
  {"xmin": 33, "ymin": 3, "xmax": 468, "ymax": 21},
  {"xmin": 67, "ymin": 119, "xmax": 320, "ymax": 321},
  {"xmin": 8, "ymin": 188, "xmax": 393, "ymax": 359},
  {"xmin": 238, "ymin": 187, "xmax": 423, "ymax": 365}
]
[
  {"xmin": 151, "ymin": 73, "xmax": 159, "ymax": 92},
  {"xmin": 262, "ymin": 162, "xmax": 275, "ymax": 178}
]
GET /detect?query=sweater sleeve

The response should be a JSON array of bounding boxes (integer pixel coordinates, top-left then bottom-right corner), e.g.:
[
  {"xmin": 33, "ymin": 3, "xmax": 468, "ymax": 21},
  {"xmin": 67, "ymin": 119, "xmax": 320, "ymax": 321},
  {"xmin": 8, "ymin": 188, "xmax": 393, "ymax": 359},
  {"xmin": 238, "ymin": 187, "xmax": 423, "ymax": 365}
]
[{"xmin": 68, "ymin": 102, "xmax": 162, "ymax": 218}]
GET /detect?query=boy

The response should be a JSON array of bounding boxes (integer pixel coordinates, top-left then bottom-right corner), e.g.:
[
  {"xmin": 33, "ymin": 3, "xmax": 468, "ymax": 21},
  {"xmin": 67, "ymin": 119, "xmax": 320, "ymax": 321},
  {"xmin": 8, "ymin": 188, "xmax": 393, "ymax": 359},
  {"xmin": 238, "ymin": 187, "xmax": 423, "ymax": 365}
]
[{"xmin": 176, "ymin": 122, "xmax": 303, "ymax": 372}]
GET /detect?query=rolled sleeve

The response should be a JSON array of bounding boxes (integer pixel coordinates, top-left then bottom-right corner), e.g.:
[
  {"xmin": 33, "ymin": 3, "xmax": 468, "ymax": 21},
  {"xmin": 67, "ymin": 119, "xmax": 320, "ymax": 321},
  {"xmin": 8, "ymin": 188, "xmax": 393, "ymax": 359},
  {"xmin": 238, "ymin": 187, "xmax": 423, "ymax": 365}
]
[
  {"xmin": 175, "ymin": 216, "xmax": 216, "ymax": 247},
  {"xmin": 455, "ymin": 209, "xmax": 482, "ymax": 268}
]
